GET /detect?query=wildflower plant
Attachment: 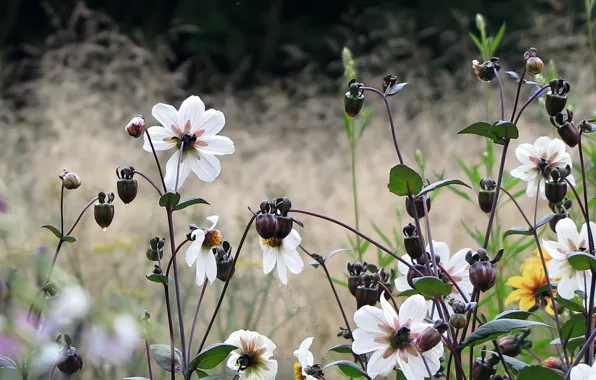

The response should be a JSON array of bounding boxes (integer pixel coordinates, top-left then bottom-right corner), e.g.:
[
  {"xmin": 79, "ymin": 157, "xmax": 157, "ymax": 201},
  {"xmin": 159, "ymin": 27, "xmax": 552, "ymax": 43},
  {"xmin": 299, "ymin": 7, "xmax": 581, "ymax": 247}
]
[{"xmin": 4, "ymin": 20, "xmax": 596, "ymax": 380}]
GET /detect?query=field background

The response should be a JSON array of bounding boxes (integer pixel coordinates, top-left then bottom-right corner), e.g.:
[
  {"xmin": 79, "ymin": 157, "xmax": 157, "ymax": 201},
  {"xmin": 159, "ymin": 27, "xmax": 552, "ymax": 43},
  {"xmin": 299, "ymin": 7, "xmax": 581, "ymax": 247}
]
[{"xmin": 1, "ymin": 1, "xmax": 596, "ymax": 379}]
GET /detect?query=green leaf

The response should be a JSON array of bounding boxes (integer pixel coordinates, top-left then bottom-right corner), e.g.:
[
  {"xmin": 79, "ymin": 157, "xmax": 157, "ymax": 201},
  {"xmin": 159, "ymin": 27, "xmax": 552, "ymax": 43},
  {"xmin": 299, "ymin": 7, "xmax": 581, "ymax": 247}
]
[
  {"xmin": 490, "ymin": 23, "xmax": 507, "ymax": 56},
  {"xmin": 149, "ymin": 344, "xmax": 183, "ymax": 372},
  {"xmin": 159, "ymin": 192, "xmax": 181, "ymax": 208},
  {"xmin": 494, "ymin": 310, "xmax": 533, "ymax": 320},
  {"xmin": 518, "ymin": 365, "xmax": 563, "ymax": 380},
  {"xmin": 196, "ymin": 373, "xmax": 238, "ymax": 380},
  {"xmin": 388, "ymin": 165, "xmax": 423, "ymax": 196},
  {"xmin": 189, "ymin": 343, "xmax": 238, "ymax": 371},
  {"xmin": 412, "ymin": 276, "xmax": 453, "ymax": 297},
  {"xmin": 536, "ymin": 213, "xmax": 557, "ymax": 229},
  {"xmin": 458, "ymin": 122, "xmax": 494, "ymax": 140},
  {"xmin": 550, "ymin": 336, "xmax": 585, "ymax": 353},
  {"xmin": 460, "ymin": 319, "xmax": 551, "ymax": 348},
  {"xmin": 323, "ymin": 360, "xmax": 367, "ymax": 378},
  {"xmin": 174, "ymin": 197, "xmax": 210, "ymax": 211},
  {"xmin": 327, "ymin": 344, "xmax": 353, "ymax": 354},
  {"xmin": 41, "ymin": 224, "xmax": 62, "ymax": 239},
  {"xmin": 386, "ymin": 82, "xmax": 408, "ymax": 96},
  {"xmin": 560, "ymin": 313, "xmax": 585, "ymax": 343},
  {"xmin": 396, "ymin": 289, "xmax": 419, "ymax": 297},
  {"xmin": 468, "ymin": 32, "xmax": 482, "ymax": 50},
  {"xmin": 195, "ymin": 370, "xmax": 208, "ymax": 378},
  {"xmin": 61, "ymin": 235, "xmax": 77, "ymax": 243},
  {"xmin": 552, "ymin": 296, "xmax": 585, "ymax": 314},
  {"xmin": 146, "ymin": 273, "xmax": 171, "ymax": 284},
  {"xmin": 500, "ymin": 354, "xmax": 528, "ymax": 374},
  {"xmin": 417, "ymin": 179, "xmax": 470, "ymax": 197},
  {"xmin": 491, "ymin": 121, "xmax": 519, "ymax": 140},
  {"xmin": 503, "ymin": 227, "xmax": 532, "ymax": 239},
  {"xmin": 567, "ymin": 252, "xmax": 596, "ymax": 271}
]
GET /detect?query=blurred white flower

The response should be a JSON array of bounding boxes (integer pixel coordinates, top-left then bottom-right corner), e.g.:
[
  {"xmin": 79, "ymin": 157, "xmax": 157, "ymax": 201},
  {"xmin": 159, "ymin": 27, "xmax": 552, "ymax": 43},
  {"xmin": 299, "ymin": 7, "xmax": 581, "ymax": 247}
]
[
  {"xmin": 352, "ymin": 294, "xmax": 443, "ymax": 380},
  {"xmin": 225, "ymin": 330, "xmax": 277, "ymax": 380},
  {"xmin": 143, "ymin": 95, "xmax": 235, "ymax": 191},
  {"xmin": 86, "ymin": 314, "xmax": 141, "ymax": 364},
  {"xmin": 395, "ymin": 241, "xmax": 472, "ymax": 318},
  {"xmin": 186, "ymin": 215, "xmax": 222, "ymax": 286},
  {"xmin": 259, "ymin": 229, "xmax": 304, "ymax": 285},
  {"xmin": 570, "ymin": 362, "xmax": 596, "ymax": 380},
  {"xmin": 545, "ymin": 218, "xmax": 596, "ymax": 299},
  {"xmin": 510, "ymin": 136, "xmax": 575, "ymax": 198},
  {"xmin": 293, "ymin": 337, "xmax": 316, "ymax": 380}
]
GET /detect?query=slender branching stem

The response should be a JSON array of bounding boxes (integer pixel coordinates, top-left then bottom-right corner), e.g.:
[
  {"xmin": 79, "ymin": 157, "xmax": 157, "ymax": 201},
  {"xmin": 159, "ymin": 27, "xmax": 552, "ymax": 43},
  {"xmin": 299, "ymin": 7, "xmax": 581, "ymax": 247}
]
[
  {"xmin": 510, "ymin": 68, "xmax": 526, "ymax": 122},
  {"xmin": 166, "ymin": 239, "xmax": 190, "ymax": 277},
  {"xmin": 163, "ymin": 284, "xmax": 176, "ymax": 379},
  {"xmin": 60, "ymin": 184, "xmax": 65, "ymax": 234},
  {"xmin": 133, "ymin": 170, "xmax": 163, "ymax": 197},
  {"xmin": 145, "ymin": 129, "xmax": 167, "ymax": 192},
  {"xmin": 483, "ymin": 140, "xmax": 510, "ymax": 249},
  {"xmin": 145, "ymin": 339, "xmax": 154, "ymax": 380},
  {"xmin": 514, "ymin": 84, "xmax": 550, "ymax": 125},
  {"xmin": 499, "ymin": 187, "xmax": 533, "ymax": 228},
  {"xmin": 187, "ymin": 278, "xmax": 209, "ymax": 360},
  {"xmin": 493, "ymin": 68, "xmax": 505, "ymax": 121}
]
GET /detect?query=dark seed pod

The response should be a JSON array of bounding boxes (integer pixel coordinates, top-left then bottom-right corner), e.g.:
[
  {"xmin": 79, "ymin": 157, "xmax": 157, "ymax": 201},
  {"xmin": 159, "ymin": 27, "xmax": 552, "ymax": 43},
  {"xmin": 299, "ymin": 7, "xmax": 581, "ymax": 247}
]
[
  {"xmin": 344, "ymin": 82, "xmax": 364, "ymax": 117},
  {"xmin": 469, "ymin": 261, "xmax": 496, "ymax": 292},
  {"xmin": 94, "ymin": 192, "xmax": 115, "ymax": 229},
  {"xmin": 545, "ymin": 181, "xmax": 567, "ymax": 204},
  {"xmin": 549, "ymin": 213, "xmax": 566, "ymax": 233},
  {"xmin": 215, "ymin": 242, "xmax": 235, "ymax": 282},
  {"xmin": 557, "ymin": 122, "xmax": 580, "ymax": 148},
  {"xmin": 417, "ymin": 327, "xmax": 441, "ymax": 352},
  {"xmin": 405, "ymin": 195, "xmax": 431, "ymax": 219}
]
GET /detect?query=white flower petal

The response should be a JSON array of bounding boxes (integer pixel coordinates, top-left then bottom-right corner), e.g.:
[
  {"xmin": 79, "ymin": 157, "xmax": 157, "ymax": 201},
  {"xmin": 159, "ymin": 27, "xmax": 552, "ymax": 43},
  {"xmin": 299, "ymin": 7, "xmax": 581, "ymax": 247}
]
[
  {"xmin": 395, "ymin": 276, "xmax": 412, "ymax": 292},
  {"xmin": 282, "ymin": 247, "xmax": 304, "ymax": 275},
  {"xmin": 566, "ymin": 173, "xmax": 576, "ymax": 187},
  {"xmin": 294, "ymin": 337, "xmax": 314, "ymax": 367},
  {"xmin": 276, "ymin": 253, "xmax": 288, "ymax": 285},
  {"xmin": 543, "ymin": 239, "xmax": 567, "ymax": 260},
  {"xmin": 152, "ymin": 103, "xmax": 180, "ymax": 133},
  {"xmin": 195, "ymin": 252, "xmax": 207, "ymax": 286},
  {"xmin": 164, "ymin": 150, "xmax": 193, "ymax": 192},
  {"xmin": 203, "ymin": 248, "xmax": 218, "ymax": 285},
  {"xmin": 178, "ymin": 96, "xmax": 205, "ymax": 133},
  {"xmin": 185, "ymin": 234, "xmax": 204, "ymax": 267},
  {"xmin": 399, "ymin": 295, "xmax": 428, "ymax": 326},
  {"xmin": 282, "ymin": 229, "xmax": 302, "ymax": 249},
  {"xmin": 525, "ymin": 178, "xmax": 541, "ymax": 198},
  {"xmin": 579, "ymin": 222, "xmax": 596, "ymax": 251},
  {"xmin": 556, "ymin": 274, "xmax": 577, "ymax": 299},
  {"xmin": 198, "ymin": 135, "xmax": 235, "ymax": 155},
  {"xmin": 261, "ymin": 246, "xmax": 277, "ymax": 275},
  {"xmin": 397, "ymin": 255, "xmax": 413, "ymax": 276},
  {"xmin": 548, "ymin": 257, "xmax": 568, "ymax": 278},
  {"xmin": 206, "ymin": 215, "xmax": 219, "ymax": 230},
  {"xmin": 570, "ymin": 363, "xmax": 593, "ymax": 380},
  {"xmin": 367, "ymin": 349, "xmax": 397, "ymax": 379},
  {"xmin": 196, "ymin": 109, "xmax": 226, "ymax": 136},
  {"xmin": 352, "ymin": 329, "xmax": 389, "ymax": 354},
  {"xmin": 396, "ymin": 350, "xmax": 428, "ymax": 380},
  {"xmin": 556, "ymin": 218, "xmax": 580, "ymax": 251},
  {"xmin": 449, "ymin": 248, "xmax": 471, "ymax": 275},
  {"xmin": 379, "ymin": 294, "xmax": 398, "ymax": 326},
  {"xmin": 534, "ymin": 136, "xmax": 552, "ymax": 154},
  {"xmin": 354, "ymin": 306, "xmax": 389, "ymax": 334},
  {"xmin": 515, "ymin": 143, "xmax": 538, "ymax": 165},
  {"xmin": 547, "ymin": 138, "xmax": 566, "ymax": 161},
  {"xmin": 510, "ymin": 164, "xmax": 537, "ymax": 181},
  {"xmin": 142, "ymin": 127, "xmax": 177, "ymax": 152},
  {"xmin": 189, "ymin": 151, "xmax": 221, "ymax": 183},
  {"xmin": 427, "ymin": 241, "xmax": 449, "ymax": 264}
]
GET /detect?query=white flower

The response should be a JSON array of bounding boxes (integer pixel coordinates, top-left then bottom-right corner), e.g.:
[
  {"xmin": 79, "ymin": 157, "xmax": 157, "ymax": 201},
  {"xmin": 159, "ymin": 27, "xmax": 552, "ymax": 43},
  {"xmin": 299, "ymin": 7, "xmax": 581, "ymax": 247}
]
[
  {"xmin": 293, "ymin": 337, "xmax": 316, "ymax": 380},
  {"xmin": 510, "ymin": 136, "xmax": 575, "ymax": 198},
  {"xmin": 225, "ymin": 330, "xmax": 278, "ymax": 380},
  {"xmin": 395, "ymin": 241, "xmax": 472, "ymax": 318},
  {"xmin": 259, "ymin": 229, "xmax": 304, "ymax": 285},
  {"xmin": 186, "ymin": 215, "xmax": 223, "ymax": 286},
  {"xmin": 352, "ymin": 294, "xmax": 443, "ymax": 380},
  {"xmin": 86, "ymin": 314, "xmax": 141, "ymax": 364},
  {"xmin": 143, "ymin": 95, "xmax": 235, "ymax": 191},
  {"xmin": 570, "ymin": 362, "xmax": 596, "ymax": 380},
  {"xmin": 545, "ymin": 218, "xmax": 596, "ymax": 299}
]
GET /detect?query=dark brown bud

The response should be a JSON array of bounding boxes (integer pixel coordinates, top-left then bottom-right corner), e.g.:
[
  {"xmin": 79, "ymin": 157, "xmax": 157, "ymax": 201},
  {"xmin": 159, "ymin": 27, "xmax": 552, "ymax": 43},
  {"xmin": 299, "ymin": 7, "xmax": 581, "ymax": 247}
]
[
  {"xmin": 94, "ymin": 192, "xmax": 115, "ymax": 230},
  {"xmin": 146, "ymin": 237, "xmax": 165, "ymax": 261},
  {"xmin": 215, "ymin": 242, "xmax": 235, "ymax": 282},
  {"xmin": 469, "ymin": 261, "xmax": 496, "ymax": 292},
  {"xmin": 451, "ymin": 300, "xmax": 466, "ymax": 314},
  {"xmin": 557, "ymin": 121, "xmax": 580, "ymax": 148},
  {"xmin": 255, "ymin": 214, "xmax": 277, "ymax": 239},
  {"xmin": 116, "ymin": 167, "xmax": 138, "ymax": 204},
  {"xmin": 471, "ymin": 357, "xmax": 496, "ymax": 380},
  {"xmin": 403, "ymin": 223, "xmax": 425, "ymax": 260},
  {"xmin": 275, "ymin": 216, "xmax": 293, "ymax": 239},
  {"xmin": 545, "ymin": 180, "xmax": 567, "ymax": 204},
  {"xmin": 405, "ymin": 195, "xmax": 431, "ymax": 219},
  {"xmin": 417, "ymin": 327, "xmax": 442, "ymax": 352},
  {"xmin": 449, "ymin": 313, "xmax": 467, "ymax": 329},
  {"xmin": 407, "ymin": 264, "xmax": 432, "ymax": 288},
  {"xmin": 57, "ymin": 348, "xmax": 83, "ymax": 375},
  {"xmin": 344, "ymin": 81, "xmax": 365, "ymax": 117},
  {"xmin": 348, "ymin": 262, "xmax": 367, "ymax": 296},
  {"xmin": 355, "ymin": 274, "xmax": 378, "ymax": 309},
  {"xmin": 125, "ymin": 115, "xmax": 146, "ymax": 138},
  {"xmin": 472, "ymin": 58, "xmax": 501, "ymax": 82}
]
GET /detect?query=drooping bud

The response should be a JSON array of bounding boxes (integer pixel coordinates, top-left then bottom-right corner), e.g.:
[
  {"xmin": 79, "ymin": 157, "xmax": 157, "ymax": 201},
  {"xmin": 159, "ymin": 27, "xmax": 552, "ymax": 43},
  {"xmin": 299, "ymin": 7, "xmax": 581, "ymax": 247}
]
[
  {"xmin": 405, "ymin": 195, "xmax": 431, "ymax": 219},
  {"xmin": 542, "ymin": 357, "xmax": 563, "ymax": 370},
  {"xmin": 545, "ymin": 79, "xmax": 570, "ymax": 117},
  {"xmin": 146, "ymin": 237, "xmax": 165, "ymax": 261},
  {"xmin": 557, "ymin": 121, "xmax": 580, "ymax": 148},
  {"xmin": 276, "ymin": 197, "xmax": 292, "ymax": 216},
  {"xmin": 403, "ymin": 223, "xmax": 424, "ymax": 260},
  {"xmin": 215, "ymin": 241, "xmax": 235, "ymax": 282},
  {"xmin": 94, "ymin": 192, "xmax": 115, "ymax": 230},
  {"xmin": 59, "ymin": 169, "xmax": 82, "ymax": 190},
  {"xmin": 449, "ymin": 313, "xmax": 467, "ymax": 329},
  {"xmin": 57, "ymin": 346, "xmax": 83, "ymax": 375},
  {"xmin": 417, "ymin": 327, "xmax": 442, "ymax": 352},
  {"xmin": 125, "ymin": 115, "xmax": 146, "ymax": 138},
  {"xmin": 376, "ymin": 268, "xmax": 394, "ymax": 301},
  {"xmin": 524, "ymin": 47, "xmax": 543, "ymax": 76},
  {"xmin": 472, "ymin": 58, "xmax": 501, "ymax": 82},
  {"xmin": 478, "ymin": 178, "xmax": 496, "ymax": 213},
  {"xmin": 451, "ymin": 300, "xmax": 467, "ymax": 314},
  {"xmin": 344, "ymin": 80, "xmax": 364, "ymax": 117},
  {"xmin": 347, "ymin": 261, "xmax": 368, "ymax": 297},
  {"xmin": 470, "ymin": 351, "xmax": 498, "ymax": 380},
  {"xmin": 355, "ymin": 274, "xmax": 378, "ymax": 309},
  {"xmin": 498, "ymin": 328, "xmax": 532, "ymax": 357},
  {"xmin": 545, "ymin": 167, "xmax": 568, "ymax": 204},
  {"xmin": 467, "ymin": 248, "xmax": 501, "ymax": 292},
  {"xmin": 116, "ymin": 166, "xmax": 138, "ymax": 204}
]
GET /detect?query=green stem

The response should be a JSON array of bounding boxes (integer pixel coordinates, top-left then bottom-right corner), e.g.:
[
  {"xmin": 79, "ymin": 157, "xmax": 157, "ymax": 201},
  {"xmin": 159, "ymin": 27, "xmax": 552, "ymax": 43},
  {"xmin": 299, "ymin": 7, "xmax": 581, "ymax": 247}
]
[{"xmin": 349, "ymin": 135, "xmax": 362, "ymax": 260}]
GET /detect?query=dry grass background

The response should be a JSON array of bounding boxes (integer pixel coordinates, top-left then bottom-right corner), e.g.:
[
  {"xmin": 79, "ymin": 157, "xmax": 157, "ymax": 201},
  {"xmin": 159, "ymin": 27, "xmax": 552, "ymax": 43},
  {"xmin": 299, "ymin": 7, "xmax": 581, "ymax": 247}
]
[{"xmin": 1, "ymin": 5, "xmax": 596, "ymax": 379}]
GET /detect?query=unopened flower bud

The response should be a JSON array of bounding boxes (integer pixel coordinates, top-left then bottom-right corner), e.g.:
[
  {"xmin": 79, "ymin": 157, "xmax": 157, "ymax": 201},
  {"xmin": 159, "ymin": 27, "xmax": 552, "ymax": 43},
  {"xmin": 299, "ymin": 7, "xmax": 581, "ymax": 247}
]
[
  {"xmin": 557, "ymin": 121, "xmax": 580, "ymax": 148},
  {"xmin": 116, "ymin": 166, "xmax": 138, "ymax": 204},
  {"xmin": 403, "ymin": 223, "xmax": 425, "ymax": 260},
  {"xmin": 469, "ymin": 261, "xmax": 496, "ymax": 292},
  {"xmin": 344, "ymin": 80, "xmax": 364, "ymax": 117},
  {"xmin": 347, "ymin": 261, "xmax": 367, "ymax": 296},
  {"xmin": 449, "ymin": 313, "xmax": 467, "ymax": 329},
  {"xmin": 542, "ymin": 357, "xmax": 563, "ymax": 370},
  {"xmin": 94, "ymin": 192, "xmax": 115, "ymax": 230},
  {"xmin": 215, "ymin": 241, "xmax": 235, "ymax": 282},
  {"xmin": 405, "ymin": 195, "xmax": 431, "ymax": 219},
  {"xmin": 125, "ymin": 115, "xmax": 146, "ymax": 138},
  {"xmin": 355, "ymin": 274, "xmax": 378, "ymax": 309},
  {"xmin": 417, "ymin": 327, "xmax": 442, "ymax": 352},
  {"xmin": 524, "ymin": 48, "xmax": 543, "ymax": 76},
  {"xmin": 59, "ymin": 169, "xmax": 82, "ymax": 190},
  {"xmin": 146, "ymin": 237, "xmax": 165, "ymax": 261},
  {"xmin": 275, "ymin": 216, "xmax": 293, "ymax": 239},
  {"xmin": 57, "ymin": 347, "xmax": 83, "ymax": 375},
  {"xmin": 545, "ymin": 180, "xmax": 567, "ymax": 204},
  {"xmin": 471, "ymin": 356, "xmax": 497, "ymax": 380},
  {"xmin": 276, "ymin": 197, "xmax": 292, "ymax": 216},
  {"xmin": 472, "ymin": 58, "xmax": 500, "ymax": 82},
  {"xmin": 545, "ymin": 79, "xmax": 570, "ymax": 116},
  {"xmin": 451, "ymin": 300, "xmax": 466, "ymax": 314},
  {"xmin": 255, "ymin": 214, "xmax": 277, "ymax": 239},
  {"xmin": 478, "ymin": 178, "xmax": 496, "ymax": 213}
]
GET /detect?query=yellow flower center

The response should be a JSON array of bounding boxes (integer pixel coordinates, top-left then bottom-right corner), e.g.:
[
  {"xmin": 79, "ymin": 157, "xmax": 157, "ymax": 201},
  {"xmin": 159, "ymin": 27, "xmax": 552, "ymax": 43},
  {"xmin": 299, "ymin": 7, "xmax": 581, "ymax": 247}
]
[
  {"xmin": 203, "ymin": 229, "xmax": 223, "ymax": 248},
  {"xmin": 293, "ymin": 362, "xmax": 305, "ymax": 380},
  {"xmin": 262, "ymin": 237, "xmax": 281, "ymax": 248}
]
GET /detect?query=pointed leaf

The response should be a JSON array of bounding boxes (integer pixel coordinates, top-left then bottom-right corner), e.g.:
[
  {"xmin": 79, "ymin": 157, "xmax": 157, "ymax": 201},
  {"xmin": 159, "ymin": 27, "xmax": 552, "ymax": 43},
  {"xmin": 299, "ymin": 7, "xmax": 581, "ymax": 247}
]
[
  {"xmin": 483, "ymin": 352, "xmax": 528, "ymax": 374},
  {"xmin": 518, "ymin": 365, "xmax": 563, "ymax": 380},
  {"xmin": 417, "ymin": 179, "xmax": 470, "ymax": 196},
  {"xmin": 327, "ymin": 344, "xmax": 353, "ymax": 354},
  {"xmin": 396, "ymin": 289, "xmax": 419, "ymax": 297},
  {"xmin": 189, "ymin": 343, "xmax": 238, "ymax": 371},
  {"xmin": 61, "ymin": 235, "xmax": 77, "ymax": 243},
  {"xmin": 149, "ymin": 344, "xmax": 183, "ymax": 372},
  {"xmin": 505, "ymin": 71, "xmax": 520, "ymax": 81},
  {"xmin": 559, "ymin": 313, "xmax": 585, "ymax": 343},
  {"xmin": 566, "ymin": 252, "xmax": 596, "ymax": 271},
  {"xmin": 503, "ymin": 227, "xmax": 532, "ymax": 239},
  {"xmin": 325, "ymin": 249, "xmax": 350, "ymax": 263},
  {"xmin": 552, "ymin": 296, "xmax": 585, "ymax": 314},
  {"xmin": 0, "ymin": 355, "xmax": 17, "ymax": 370},
  {"xmin": 174, "ymin": 197, "xmax": 210, "ymax": 211},
  {"xmin": 388, "ymin": 165, "xmax": 423, "ymax": 196},
  {"xmin": 457, "ymin": 122, "xmax": 495, "ymax": 140},
  {"xmin": 386, "ymin": 82, "xmax": 408, "ymax": 96},
  {"xmin": 41, "ymin": 224, "xmax": 62, "ymax": 239},
  {"xmin": 491, "ymin": 121, "xmax": 519, "ymax": 140},
  {"xmin": 146, "ymin": 273, "xmax": 171, "ymax": 284},
  {"xmin": 159, "ymin": 192, "xmax": 181, "ymax": 208},
  {"xmin": 494, "ymin": 310, "xmax": 533, "ymax": 320},
  {"xmin": 323, "ymin": 360, "xmax": 367, "ymax": 378},
  {"xmin": 460, "ymin": 319, "xmax": 551, "ymax": 348},
  {"xmin": 412, "ymin": 276, "xmax": 452, "ymax": 297},
  {"xmin": 536, "ymin": 213, "xmax": 557, "ymax": 228},
  {"xmin": 550, "ymin": 336, "xmax": 585, "ymax": 353}
]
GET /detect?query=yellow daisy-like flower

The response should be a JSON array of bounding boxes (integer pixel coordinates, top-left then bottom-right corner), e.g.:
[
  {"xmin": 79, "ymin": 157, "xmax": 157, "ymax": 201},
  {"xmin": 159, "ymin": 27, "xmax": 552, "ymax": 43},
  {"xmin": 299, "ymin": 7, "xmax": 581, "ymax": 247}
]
[{"xmin": 506, "ymin": 257, "xmax": 557, "ymax": 315}]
